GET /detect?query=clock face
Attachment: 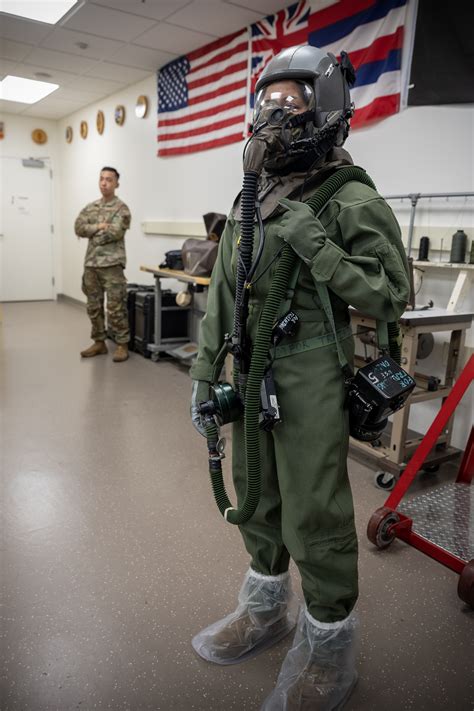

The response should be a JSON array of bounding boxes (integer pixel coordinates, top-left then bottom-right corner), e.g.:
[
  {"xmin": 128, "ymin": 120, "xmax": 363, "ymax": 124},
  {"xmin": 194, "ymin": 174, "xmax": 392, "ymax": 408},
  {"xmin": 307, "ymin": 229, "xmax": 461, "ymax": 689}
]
[
  {"xmin": 65, "ymin": 126, "xmax": 73, "ymax": 143},
  {"xmin": 115, "ymin": 105, "xmax": 125, "ymax": 125},
  {"xmin": 96, "ymin": 110, "xmax": 104, "ymax": 134},
  {"xmin": 32, "ymin": 128, "xmax": 47, "ymax": 144},
  {"xmin": 135, "ymin": 95, "xmax": 148, "ymax": 119},
  {"xmin": 80, "ymin": 121, "xmax": 88, "ymax": 139}
]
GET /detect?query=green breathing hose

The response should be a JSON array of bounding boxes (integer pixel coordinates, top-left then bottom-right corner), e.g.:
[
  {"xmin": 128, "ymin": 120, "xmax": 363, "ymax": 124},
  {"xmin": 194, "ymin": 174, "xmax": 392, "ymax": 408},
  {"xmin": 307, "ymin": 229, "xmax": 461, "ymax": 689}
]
[{"xmin": 207, "ymin": 166, "xmax": 400, "ymax": 525}]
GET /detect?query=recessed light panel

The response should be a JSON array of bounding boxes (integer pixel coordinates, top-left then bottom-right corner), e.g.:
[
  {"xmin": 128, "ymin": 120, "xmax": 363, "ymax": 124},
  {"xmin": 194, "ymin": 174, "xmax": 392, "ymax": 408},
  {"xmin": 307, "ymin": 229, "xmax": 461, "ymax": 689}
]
[
  {"xmin": 0, "ymin": 75, "xmax": 59, "ymax": 103},
  {"xmin": 0, "ymin": 1, "xmax": 78, "ymax": 24}
]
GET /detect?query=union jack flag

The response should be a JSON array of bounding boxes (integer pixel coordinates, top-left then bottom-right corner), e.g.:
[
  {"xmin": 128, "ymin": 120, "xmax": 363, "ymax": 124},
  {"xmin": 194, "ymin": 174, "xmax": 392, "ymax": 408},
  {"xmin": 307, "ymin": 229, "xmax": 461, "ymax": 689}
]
[{"xmin": 250, "ymin": 1, "xmax": 311, "ymax": 108}]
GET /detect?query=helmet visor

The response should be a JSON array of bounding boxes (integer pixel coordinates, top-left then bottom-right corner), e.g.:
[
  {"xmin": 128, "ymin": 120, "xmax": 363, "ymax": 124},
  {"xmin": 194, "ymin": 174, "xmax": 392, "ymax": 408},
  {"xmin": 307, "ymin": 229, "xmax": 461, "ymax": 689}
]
[{"xmin": 253, "ymin": 80, "xmax": 314, "ymax": 123}]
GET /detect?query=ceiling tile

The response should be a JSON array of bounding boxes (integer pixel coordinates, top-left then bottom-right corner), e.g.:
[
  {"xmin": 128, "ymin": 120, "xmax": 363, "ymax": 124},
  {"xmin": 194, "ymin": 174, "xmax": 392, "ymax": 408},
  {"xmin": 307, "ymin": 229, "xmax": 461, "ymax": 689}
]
[
  {"xmin": 0, "ymin": 98, "xmax": 30, "ymax": 113},
  {"xmin": 17, "ymin": 63, "xmax": 80, "ymax": 85},
  {"xmin": 62, "ymin": 3, "xmax": 157, "ymax": 42},
  {"xmin": 53, "ymin": 86, "xmax": 103, "ymax": 102},
  {"xmin": 167, "ymin": 0, "xmax": 262, "ymax": 36},
  {"xmin": 92, "ymin": 0, "xmax": 192, "ymax": 22},
  {"xmin": 224, "ymin": 0, "xmax": 293, "ymax": 14},
  {"xmin": 40, "ymin": 27, "xmax": 125, "ymax": 60},
  {"xmin": 0, "ymin": 39, "xmax": 34, "ymax": 62},
  {"xmin": 133, "ymin": 22, "xmax": 215, "ymax": 54},
  {"xmin": 21, "ymin": 101, "xmax": 83, "ymax": 119},
  {"xmin": 0, "ymin": 14, "xmax": 52, "ymax": 44},
  {"xmin": 22, "ymin": 47, "xmax": 97, "ymax": 74},
  {"xmin": 84, "ymin": 61, "xmax": 150, "ymax": 83},
  {"xmin": 66, "ymin": 74, "xmax": 124, "ymax": 93},
  {"xmin": 107, "ymin": 43, "xmax": 176, "ymax": 71},
  {"xmin": 0, "ymin": 58, "xmax": 18, "ymax": 78}
]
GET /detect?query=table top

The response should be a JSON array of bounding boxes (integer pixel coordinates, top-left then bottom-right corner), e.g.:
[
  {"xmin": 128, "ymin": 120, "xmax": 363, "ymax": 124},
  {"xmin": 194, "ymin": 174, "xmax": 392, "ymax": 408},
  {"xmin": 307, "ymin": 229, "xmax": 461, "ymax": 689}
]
[
  {"xmin": 351, "ymin": 306, "xmax": 473, "ymax": 327},
  {"xmin": 140, "ymin": 265, "xmax": 211, "ymax": 286}
]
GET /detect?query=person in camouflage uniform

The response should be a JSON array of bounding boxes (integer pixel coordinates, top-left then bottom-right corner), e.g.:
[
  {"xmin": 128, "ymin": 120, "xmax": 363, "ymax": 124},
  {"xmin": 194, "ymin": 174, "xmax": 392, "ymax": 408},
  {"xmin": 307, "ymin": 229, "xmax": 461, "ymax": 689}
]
[{"xmin": 75, "ymin": 166, "xmax": 131, "ymax": 362}]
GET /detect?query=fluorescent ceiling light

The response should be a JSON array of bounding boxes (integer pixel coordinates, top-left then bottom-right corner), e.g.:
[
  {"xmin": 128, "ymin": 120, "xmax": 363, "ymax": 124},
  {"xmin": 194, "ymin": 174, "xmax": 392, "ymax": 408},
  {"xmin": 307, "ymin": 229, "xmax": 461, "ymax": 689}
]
[
  {"xmin": 0, "ymin": 75, "xmax": 59, "ymax": 103},
  {"xmin": 0, "ymin": 1, "xmax": 78, "ymax": 24}
]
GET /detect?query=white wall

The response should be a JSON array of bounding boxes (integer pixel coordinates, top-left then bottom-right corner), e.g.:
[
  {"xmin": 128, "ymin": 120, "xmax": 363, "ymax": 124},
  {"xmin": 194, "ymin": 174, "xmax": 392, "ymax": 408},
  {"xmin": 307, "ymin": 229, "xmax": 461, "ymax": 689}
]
[{"xmin": 3, "ymin": 76, "xmax": 473, "ymax": 449}]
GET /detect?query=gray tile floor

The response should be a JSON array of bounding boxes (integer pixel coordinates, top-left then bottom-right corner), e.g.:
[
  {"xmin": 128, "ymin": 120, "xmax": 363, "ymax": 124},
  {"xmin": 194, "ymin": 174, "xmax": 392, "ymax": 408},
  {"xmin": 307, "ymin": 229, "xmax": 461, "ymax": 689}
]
[{"xmin": 1, "ymin": 301, "xmax": 473, "ymax": 711}]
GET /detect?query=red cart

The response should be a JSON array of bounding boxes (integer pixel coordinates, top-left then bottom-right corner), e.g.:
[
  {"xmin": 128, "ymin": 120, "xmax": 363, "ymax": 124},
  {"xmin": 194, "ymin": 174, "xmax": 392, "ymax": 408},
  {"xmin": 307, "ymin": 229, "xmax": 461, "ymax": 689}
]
[{"xmin": 367, "ymin": 354, "xmax": 474, "ymax": 608}]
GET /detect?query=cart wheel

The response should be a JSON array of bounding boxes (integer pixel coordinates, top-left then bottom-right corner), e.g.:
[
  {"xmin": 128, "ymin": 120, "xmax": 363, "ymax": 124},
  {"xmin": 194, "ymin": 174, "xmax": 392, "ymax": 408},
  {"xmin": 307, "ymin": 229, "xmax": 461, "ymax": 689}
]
[
  {"xmin": 422, "ymin": 463, "xmax": 439, "ymax": 474},
  {"xmin": 374, "ymin": 471, "xmax": 396, "ymax": 491},
  {"xmin": 367, "ymin": 507, "xmax": 400, "ymax": 549},
  {"xmin": 458, "ymin": 560, "xmax": 474, "ymax": 608}
]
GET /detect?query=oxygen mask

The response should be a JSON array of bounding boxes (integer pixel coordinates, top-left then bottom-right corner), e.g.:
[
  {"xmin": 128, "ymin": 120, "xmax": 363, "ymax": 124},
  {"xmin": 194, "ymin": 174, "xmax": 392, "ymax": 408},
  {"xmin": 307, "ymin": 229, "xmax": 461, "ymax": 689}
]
[{"xmin": 243, "ymin": 81, "xmax": 314, "ymax": 175}]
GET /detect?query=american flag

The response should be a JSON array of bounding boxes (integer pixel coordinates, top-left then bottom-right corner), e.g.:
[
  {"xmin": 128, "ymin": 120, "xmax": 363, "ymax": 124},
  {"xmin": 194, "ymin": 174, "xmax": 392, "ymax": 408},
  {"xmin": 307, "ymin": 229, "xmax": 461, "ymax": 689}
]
[
  {"xmin": 250, "ymin": 0, "xmax": 416, "ymax": 129},
  {"xmin": 157, "ymin": 29, "xmax": 249, "ymax": 156}
]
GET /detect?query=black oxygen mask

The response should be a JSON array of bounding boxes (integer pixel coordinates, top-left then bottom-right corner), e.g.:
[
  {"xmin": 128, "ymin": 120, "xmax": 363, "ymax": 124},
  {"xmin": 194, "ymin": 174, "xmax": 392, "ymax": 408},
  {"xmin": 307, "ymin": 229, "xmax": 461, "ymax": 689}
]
[{"xmin": 242, "ymin": 102, "xmax": 292, "ymax": 175}]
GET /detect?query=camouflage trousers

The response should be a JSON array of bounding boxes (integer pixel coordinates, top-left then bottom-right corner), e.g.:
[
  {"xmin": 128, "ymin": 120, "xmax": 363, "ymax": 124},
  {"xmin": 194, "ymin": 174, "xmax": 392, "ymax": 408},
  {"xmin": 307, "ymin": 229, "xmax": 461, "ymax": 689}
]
[{"xmin": 82, "ymin": 265, "xmax": 129, "ymax": 344}]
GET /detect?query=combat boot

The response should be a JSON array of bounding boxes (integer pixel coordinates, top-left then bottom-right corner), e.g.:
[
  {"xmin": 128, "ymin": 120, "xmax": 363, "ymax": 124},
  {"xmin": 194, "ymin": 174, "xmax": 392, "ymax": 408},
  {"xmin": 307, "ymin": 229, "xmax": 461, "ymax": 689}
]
[
  {"xmin": 113, "ymin": 344, "xmax": 129, "ymax": 362},
  {"xmin": 80, "ymin": 341, "xmax": 108, "ymax": 358}
]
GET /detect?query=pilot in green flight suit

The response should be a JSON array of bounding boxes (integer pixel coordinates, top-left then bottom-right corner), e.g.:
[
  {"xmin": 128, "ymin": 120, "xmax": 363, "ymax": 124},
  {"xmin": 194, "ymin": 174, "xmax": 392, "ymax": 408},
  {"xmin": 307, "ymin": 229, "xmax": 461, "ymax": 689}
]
[{"xmin": 190, "ymin": 45, "xmax": 410, "ymax": 710}]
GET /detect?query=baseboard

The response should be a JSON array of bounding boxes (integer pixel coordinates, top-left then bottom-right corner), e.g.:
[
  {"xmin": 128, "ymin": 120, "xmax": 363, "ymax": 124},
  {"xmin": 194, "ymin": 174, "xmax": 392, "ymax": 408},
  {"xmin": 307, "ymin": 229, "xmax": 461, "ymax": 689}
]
[{"xmin": 57, "ymin": 293, "xmax": 86, "ymax": 309}]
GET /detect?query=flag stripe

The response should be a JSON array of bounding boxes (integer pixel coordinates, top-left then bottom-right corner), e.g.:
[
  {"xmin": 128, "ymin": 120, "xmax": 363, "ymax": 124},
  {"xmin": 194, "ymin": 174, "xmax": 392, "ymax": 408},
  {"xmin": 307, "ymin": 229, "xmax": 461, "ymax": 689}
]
[
  {"xmin": 309, "ymin": 0, "xmax": 407, "ymax": 48},
  {"xmin": 319, "ymin": 5, "xmax": 406, "ymax": 56},
  {"xmin": 159, "ymin": 113, "xmax": 245, "ymax": 142},
  {"xmin": 159, "ymin": 96, "xmax": 245, "ymax": 127},
  {"xmin": 346, "ymin": 26, "xmax": 403, "ymax": 69},
  {"xmin": 353, "ymin": 48, "xmax": 401, "ymax": 88},
  {"xmin": 188, "ymin": 49, "xmax": 248, "ymax": 84},
  {"xmin": 188, "ymin": 38, "xmax": 249, "ymax": 72},
  {"xmin": 188, "ymin": 77, "xmax": 247, "ymax": 106},
  {"xmin": 187, "ymin": 29, "xmax": 246, "ymax": 63},
  {"xmin": 351, "ymin": 93, "xmax": 399, "ymax": 127},
  {"xmin": 158, "ymin": 132, "xmax": 244, "ymax": 156},
  {"xmin": 351, "ymin": 69, "xmax": 400, "ymax": 108}
]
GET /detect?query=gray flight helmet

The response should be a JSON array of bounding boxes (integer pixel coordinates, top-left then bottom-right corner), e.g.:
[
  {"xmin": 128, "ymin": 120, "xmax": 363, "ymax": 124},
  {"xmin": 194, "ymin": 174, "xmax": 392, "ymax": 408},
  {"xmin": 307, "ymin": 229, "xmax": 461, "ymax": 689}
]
[{"xmin": 255, "ymin": 45, "xmax": 354, "ymax": 130}]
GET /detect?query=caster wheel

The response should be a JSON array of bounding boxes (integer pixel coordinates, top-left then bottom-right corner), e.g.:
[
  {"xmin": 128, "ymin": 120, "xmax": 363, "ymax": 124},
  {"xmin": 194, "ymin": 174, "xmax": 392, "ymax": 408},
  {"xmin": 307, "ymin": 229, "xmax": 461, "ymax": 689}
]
[
  {"xmin": 458, "ymin": 560, "xmax": 474, "ymax": 608},
  {"xmin": 367, "ymin": 507, "xmax": 400, "ymax": 549},
  {"xmin": 422, "ymin": 463, "xmax": 439, "ymax": 474},
  {"xmin": 374, "ymin": 471, "xmax": 396, "ymax": 491}
]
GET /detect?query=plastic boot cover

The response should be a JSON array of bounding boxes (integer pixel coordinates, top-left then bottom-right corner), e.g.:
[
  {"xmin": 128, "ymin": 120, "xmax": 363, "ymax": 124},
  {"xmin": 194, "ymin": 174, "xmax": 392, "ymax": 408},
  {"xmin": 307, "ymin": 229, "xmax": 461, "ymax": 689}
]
[
  {"xmin": 261, "ymin": 607, "xmax": 358, "ymax": 711},
  {"xmin": 192, "ymin": 568, "xmax": 298, "ymax": 665}
]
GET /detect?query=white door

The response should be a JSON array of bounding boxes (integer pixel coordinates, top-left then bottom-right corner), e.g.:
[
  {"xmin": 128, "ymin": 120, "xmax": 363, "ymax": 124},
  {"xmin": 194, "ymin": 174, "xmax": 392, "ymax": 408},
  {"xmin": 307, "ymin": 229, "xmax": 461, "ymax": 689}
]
[{"xmin": 0, "ymin": 157, "xmax": 55, "ymax": 301}]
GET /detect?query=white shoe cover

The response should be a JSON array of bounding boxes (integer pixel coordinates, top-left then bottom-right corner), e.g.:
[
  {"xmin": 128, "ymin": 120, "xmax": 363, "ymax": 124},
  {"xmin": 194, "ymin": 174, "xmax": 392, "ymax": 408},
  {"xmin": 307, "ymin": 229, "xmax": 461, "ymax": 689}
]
[
  {"xmin": 261, "ymin": 607, "xmax": 358, "ymax": 710},
  {"xmin": 191, "ymin": 568, "xmax": 298, "ymax": 665}
]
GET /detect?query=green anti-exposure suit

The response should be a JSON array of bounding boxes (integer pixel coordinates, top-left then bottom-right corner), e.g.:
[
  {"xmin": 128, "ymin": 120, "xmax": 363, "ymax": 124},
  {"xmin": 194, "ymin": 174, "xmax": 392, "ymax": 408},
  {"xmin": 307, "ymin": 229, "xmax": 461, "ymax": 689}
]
[{"xmin": 190, "ymin": 159, "xmax": 410, "ymax": 624}]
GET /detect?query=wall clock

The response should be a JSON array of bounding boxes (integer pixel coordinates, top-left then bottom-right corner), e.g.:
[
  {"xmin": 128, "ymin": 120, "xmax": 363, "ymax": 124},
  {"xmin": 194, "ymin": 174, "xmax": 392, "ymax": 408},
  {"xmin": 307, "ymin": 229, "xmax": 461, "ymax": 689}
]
[
  {"xmin": 115, "ymin": 105, "xmax": 125, "ymax": 125},
  {"xmin": 32, "ymin": 128, "xmax": 47, "ymax": 144},
  {"xmin": 96, "ymin": 110, "xmax": 104, "ymax": 134},
  {"xmin": 80, "ymin": 121, "xmax": 88, "ymax": 139},
  {"xmin": 135, "ymin": 95, "xmax": 148, "ymax": 119},
  {"xmin": 65, "ymin": 126, "xmax": 73, "ymax": 143}
]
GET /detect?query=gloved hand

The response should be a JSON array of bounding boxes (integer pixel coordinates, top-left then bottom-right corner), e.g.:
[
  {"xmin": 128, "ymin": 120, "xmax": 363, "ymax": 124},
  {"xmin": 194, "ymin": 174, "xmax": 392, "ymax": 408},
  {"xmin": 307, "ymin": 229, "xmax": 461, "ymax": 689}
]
[
  {"xmin": 191, "ymin": 379, "xmax": 213, "ymax": 437},
  {"xmin": 277, "ymin": 198, "xmax": 326, "ymax": 264}
]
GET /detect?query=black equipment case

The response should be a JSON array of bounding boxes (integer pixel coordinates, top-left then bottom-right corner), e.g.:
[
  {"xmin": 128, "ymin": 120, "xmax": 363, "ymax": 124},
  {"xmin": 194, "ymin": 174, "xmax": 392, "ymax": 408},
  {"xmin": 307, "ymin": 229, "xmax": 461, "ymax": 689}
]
[{"xmin": 134, "ymin": 289, "xmax": 189, "ymax": 358}]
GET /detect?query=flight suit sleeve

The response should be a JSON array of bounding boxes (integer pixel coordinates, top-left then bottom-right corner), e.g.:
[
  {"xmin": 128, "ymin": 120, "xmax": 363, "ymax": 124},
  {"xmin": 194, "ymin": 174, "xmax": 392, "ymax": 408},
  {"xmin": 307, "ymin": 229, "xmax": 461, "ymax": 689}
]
[
  {"xmin": 189, "ymin": 217, "xmax": 236, "ymax": 383},
  {"xmin": 311, "ymin": 197, "xmax": 410, "ymax": 321},
  {"xmin": 74, "ymin": 205, "xmax": 99, "ymax": 238},
  {"xmin": 93, "ymin": 204, "xmax": 131, "ymax": 245}
]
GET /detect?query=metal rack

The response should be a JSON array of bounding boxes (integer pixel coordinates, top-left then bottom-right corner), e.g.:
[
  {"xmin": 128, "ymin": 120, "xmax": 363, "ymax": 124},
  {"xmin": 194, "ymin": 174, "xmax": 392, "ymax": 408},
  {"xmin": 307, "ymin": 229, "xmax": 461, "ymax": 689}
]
[{"xmin": 384, "ymin": 191, "xmax": 474, "ymax": 257}]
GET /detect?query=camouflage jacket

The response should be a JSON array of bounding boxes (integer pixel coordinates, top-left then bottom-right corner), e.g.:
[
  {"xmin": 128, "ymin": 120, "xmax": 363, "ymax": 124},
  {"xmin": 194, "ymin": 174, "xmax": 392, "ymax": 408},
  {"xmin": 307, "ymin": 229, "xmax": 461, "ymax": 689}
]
[{"xmin": 74, "ymin": 196, "xmax": 131, "ymax": 268}]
